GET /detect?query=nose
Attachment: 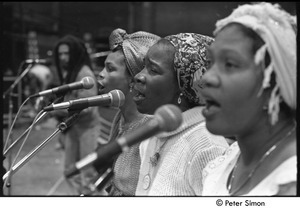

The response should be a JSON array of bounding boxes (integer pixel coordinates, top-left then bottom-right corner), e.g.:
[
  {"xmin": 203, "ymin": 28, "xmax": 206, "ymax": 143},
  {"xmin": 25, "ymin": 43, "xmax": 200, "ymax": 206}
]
[
  {"xmin": 202, "ymin": 68, "xmax": 220, "ymax": 88},
  {"xmin": 59, "ymin": 54, "xmax": 67, "ymax": 61},
  {"xmin": 98, "ymin": 68, "xmax": 106, "ymax": 80},
  {"xmin": 134, "ymin": 70, "xmax": 146, "ymax": 84}
]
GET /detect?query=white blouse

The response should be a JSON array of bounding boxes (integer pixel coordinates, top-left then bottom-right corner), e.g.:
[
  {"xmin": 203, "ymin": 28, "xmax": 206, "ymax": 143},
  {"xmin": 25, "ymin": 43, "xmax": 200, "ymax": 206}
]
[{"xmin": 202, "ymin": 141, "xmax": 297, "ymax": 196}]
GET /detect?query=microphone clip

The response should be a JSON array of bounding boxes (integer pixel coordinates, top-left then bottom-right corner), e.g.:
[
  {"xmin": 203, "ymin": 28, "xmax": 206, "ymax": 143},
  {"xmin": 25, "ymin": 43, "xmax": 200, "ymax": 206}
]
[{"xmin": 58, "ymin": 110, "xmax": 81, "ymax": 132}]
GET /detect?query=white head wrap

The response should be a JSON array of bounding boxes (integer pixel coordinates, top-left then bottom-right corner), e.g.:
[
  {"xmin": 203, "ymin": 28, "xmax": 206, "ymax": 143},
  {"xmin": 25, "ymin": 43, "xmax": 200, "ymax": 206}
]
[{"xmin": 214, "ymin": 2, "xmax": 297, "ymax": 125}]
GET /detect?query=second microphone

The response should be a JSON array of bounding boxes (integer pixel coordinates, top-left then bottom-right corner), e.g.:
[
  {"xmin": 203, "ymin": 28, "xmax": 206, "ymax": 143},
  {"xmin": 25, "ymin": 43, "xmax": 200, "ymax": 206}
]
[{"xmin": 43, "ymin": 89, "xmax": 125, "ymax": 111}]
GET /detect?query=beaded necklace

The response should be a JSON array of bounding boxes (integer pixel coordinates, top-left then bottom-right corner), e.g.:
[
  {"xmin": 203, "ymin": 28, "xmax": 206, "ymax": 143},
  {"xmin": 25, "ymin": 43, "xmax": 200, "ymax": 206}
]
[{"xmin": 227, "ymin": 125, "xmax": 296, "ymax": 195}]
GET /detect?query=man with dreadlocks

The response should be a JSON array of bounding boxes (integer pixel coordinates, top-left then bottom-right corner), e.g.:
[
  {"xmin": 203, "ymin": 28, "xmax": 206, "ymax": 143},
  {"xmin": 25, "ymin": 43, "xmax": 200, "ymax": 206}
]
[{"xmin": 52, "ymin": 35, "xmax": 101, "ymax": 195}]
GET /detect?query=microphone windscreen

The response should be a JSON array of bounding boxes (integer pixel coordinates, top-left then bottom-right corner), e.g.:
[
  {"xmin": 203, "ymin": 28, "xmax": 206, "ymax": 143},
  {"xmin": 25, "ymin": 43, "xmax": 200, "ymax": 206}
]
[
  {"xmin": 82, "ymin": 77, "xmax": 95, "ymax": 89},
  {"xmin": 154, "ymin": 104, "xmax": 183, "ymax": 132},
  {"xmin": 110, "ymin": 89, "xmax": 125, "ymax": 107}
]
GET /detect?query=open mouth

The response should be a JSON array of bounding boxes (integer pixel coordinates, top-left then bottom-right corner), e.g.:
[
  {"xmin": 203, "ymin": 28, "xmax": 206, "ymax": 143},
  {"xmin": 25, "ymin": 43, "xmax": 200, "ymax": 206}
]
[
  {"xmin": 97, "ymin": 81, "xmax": 105, "ymax": 92},
  {"xmin": 133, "ymin": 88, "xmax": 146, "ymax": 103},
  {"xmin": 205, "ymin": 98, "xmax": 220, "ymax": 110}
]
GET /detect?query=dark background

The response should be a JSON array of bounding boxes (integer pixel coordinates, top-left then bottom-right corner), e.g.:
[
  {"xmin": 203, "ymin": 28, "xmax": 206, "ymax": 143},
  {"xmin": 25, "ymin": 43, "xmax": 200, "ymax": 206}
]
[{"xmin": 2, "ymin": 2, "xmax": 296, "ymax": 75}]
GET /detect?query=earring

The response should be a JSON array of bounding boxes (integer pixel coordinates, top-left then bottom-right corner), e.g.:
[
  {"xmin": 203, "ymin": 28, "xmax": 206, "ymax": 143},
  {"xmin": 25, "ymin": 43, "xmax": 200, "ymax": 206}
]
[
  {"xmin": 263, "ymin": 105, "xmax": 268, "ymax": 111},
  {"xmin": 177, "ymin": 93, "xmax": 183, "ymax": 105},
  {"xmin": 129, "ymin": 83, "xmax": 133, "ymax": 93}
]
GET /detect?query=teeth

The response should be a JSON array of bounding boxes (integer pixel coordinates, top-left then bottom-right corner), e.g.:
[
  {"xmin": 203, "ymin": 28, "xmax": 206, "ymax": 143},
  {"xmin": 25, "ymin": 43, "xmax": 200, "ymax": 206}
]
[
  {"xmin": 136, "ymin": 92, "xmax": 144, "ymax": 97},
  {"xmin": 98, "ymin": 83, "xmax": 104, "ymax": 90},
  {"xmin": 206, "ymin": 100, "xmax": 219, "ymax": 109}
]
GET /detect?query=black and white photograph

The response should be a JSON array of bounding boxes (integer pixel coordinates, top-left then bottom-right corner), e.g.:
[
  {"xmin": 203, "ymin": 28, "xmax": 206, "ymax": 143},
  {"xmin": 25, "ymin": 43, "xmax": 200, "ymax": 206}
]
[{"xmin": 1, "ymin": 2, "xmax": 298, "ymax": 207}]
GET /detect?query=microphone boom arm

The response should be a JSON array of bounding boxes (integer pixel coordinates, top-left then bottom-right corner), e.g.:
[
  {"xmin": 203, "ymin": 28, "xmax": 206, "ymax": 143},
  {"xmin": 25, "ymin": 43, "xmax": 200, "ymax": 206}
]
[{"xmin": 3, "ymin": 63, "xmax": 34, "ymax": 99}]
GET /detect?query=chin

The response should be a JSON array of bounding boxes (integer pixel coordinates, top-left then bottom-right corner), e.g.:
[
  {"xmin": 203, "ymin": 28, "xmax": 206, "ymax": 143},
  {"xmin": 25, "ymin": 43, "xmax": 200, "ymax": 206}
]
[
  {"xmin": 137, "ymin": 104, "xmax": 155, "ymax": 115},
  {"xmin": 206, "ymin": 120, "xmax": 233, "ymax": 137}
]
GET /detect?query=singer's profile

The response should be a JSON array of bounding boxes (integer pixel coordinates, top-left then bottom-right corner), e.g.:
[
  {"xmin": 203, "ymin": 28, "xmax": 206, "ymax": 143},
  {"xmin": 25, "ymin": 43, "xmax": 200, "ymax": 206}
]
[
  {"xmin": 3, "ymin": 2, "xmax": 296, "ymax": 198},
  {"xmin": 50, "ymin": 34, "xmax": 102, "ymax": 194},
  {"xmin": 92, "ymin": 28, "xmax": 160, "ymax": 196},
  {"xmin": 133, "ymin": 32, "xmax": 229, "ymax": 196}
]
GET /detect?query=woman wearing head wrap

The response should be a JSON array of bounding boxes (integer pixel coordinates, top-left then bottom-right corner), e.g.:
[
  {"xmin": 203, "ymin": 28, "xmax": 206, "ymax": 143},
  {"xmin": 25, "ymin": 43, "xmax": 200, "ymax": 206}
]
[
  {"xmin": 52, "ymin": 35, "xmax": 101, "ymax": 195},
  {"xmin": 134, "ymin": 33, "xmax": 228, "ymax": 195},
  {"xmin": 96, "ymin": 28, "xmax": 160, "ymax": 195},
  {"xmin": 201, "ymin": 2, "xmax": 297, "ymax": 195}
]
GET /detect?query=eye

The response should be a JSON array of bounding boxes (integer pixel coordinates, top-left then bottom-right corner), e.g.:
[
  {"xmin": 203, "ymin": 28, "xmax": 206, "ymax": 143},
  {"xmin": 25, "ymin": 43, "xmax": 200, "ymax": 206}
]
[
  {"xmin": 106, "ymin": 65, "xmax": 114, "ymax": 72},
  {"xmin": 206, "ymin": 58, "xmax": 213, "ymax": 69},
  {"xmin": 225, "ymin": 61, "xmax": 238, "ymax": 70},
  {"xmin": 150, "ymin": 68, "xmax": 158, "ymax": 73}
]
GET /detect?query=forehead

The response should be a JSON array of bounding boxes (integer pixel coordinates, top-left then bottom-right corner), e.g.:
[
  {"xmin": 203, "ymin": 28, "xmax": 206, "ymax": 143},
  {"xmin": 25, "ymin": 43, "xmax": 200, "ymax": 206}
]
[
  {"xmin": 147, "ymin": 42, "xmax": 174, "ymax": 63},
  {"xmin": 211, "ymin": 24, "xmax": 253, "ymax": 55},
  {"xmin": 105, "ymin": 50, "xmax": 126, "ymax": 65},
  {"xmin": 58, "ymin": 44, "xmax": 69, "ymax": 52}
]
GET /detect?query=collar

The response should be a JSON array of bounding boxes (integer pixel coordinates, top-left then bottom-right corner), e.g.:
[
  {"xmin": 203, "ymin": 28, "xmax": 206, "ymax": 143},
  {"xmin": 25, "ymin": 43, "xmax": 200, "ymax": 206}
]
[{"xmin": 156, "ymin": 106, "xmax": 205, "ymax": 138}]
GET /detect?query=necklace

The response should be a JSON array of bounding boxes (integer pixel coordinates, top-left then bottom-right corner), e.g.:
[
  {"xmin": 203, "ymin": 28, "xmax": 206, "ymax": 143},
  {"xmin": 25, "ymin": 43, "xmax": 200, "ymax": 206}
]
[
  {"xmin": 149, "ymin": 139, "xmax": 168, "ymax": 167},
  {"xmin": 142, "ymin": 139, "xmax": 168, "ymax": 190},
  {"xmin": 118, "ymin": 114, "xmax": 145, "ymax": 135},
  {"xmin": 227, "ymin": 124, "xmax": 296, "ymax": 195}
]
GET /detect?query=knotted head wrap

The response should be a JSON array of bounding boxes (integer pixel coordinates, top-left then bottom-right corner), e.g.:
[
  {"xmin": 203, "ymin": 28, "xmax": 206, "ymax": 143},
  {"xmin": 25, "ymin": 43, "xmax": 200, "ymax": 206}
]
[
  {"xmin": 164, "ymin": 33, "xmax": 214, "ymax": 106},
  {"xmin": 214, "ymin": 2, "xmax": 297, "ymax": 125},
  {"xmin": 109, "ymin": 28, "xmax": 160, "ymax": 77}
]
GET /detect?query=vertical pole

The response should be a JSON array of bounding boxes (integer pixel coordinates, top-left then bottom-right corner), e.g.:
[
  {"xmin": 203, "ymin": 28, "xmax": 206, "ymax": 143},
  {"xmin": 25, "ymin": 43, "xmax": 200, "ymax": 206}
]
[
  {"xmin": 5, "ymin": 93, "xmax": 14, "ymax": 195},
  {"xmin": 128, "ymin": 2, "xmax": 135, "ymax": 33},
  {"xmin": 141, "ymin": 2, "xmax": 154, "ymax": 32}
]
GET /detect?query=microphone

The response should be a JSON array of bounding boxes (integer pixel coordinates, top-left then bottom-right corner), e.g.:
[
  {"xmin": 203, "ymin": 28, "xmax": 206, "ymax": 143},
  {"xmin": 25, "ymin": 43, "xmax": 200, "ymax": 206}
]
[
  {"xmin": 43, "ymin": 89, "xmax": 125, "ymax": 111},
  {"xmin": 25, "ymin": 59, "xmax": 51, "ymax": 65},
  {"xmin": 64, "ymin": 104, "xmax": 183, "ymax": 178},
  {"xmin": 31, "ymin": 76, "xmax": 95, "ymax": 97}
]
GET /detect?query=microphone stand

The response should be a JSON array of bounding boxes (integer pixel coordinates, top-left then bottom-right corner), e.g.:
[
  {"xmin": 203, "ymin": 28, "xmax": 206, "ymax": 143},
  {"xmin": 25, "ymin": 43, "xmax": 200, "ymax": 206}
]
[
  {"xmin": 3, "ymin": 95, "xmax": 65, "ymax": 156},
  {"xmin": 3, "ymin": 62, "xmax": 33, "ymax": 195},
  {"xmin": 3, "ymin": 63, "xmax": 33, "ymax": 99},
  {"xmin": 83, "ymin": 167, "xmax": 114, "ymax": 196},
  {"xmin": 2, "ymin": 110, "xmax": 82, "ymax": 184}
]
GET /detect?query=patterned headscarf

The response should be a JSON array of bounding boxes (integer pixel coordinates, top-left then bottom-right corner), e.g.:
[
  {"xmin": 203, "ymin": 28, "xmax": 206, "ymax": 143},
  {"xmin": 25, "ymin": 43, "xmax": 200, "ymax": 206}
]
[
  {"xmin": 214, "ymin": 2, "xmax": 297, "ymax": 125},
  {"xmin": 165, "ymin": 33, "xmax": 214, "ymax": 106},
  {"xmin": 109, "ymin": 28, "xmax": 160, "ymax": 77}
]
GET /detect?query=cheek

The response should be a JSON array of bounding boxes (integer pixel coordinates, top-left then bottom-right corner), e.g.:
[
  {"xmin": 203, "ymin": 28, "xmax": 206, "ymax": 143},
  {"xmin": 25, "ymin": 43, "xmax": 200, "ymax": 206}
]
[
  {"xmin": 104, "ymin": 71, "xmax": 128, "ymax": 90},
  {"xmin": 219, "ymin": 72, "xmax": 264, "ymax": 133},
  {"xmin": 110, "ymin": 78, "xmax": 128, "ymax": 92},
  {"xmin": 150, "ymin": 78, "xmax": 178, "ymax": 104}
]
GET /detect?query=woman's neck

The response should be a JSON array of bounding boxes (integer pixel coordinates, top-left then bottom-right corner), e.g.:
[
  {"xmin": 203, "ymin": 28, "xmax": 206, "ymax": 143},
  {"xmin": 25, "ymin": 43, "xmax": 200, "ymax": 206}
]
[
  {"xmin": 120, "ymin": 97, "xmax": 144, "ymax": 124},
  {"xmin": 237, "ymin": 117, "xmax": 295, "ymax": 165}
]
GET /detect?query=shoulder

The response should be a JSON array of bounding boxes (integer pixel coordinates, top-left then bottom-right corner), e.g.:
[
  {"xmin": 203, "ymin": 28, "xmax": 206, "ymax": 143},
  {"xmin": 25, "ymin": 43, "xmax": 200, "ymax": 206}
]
[
  {"xmin": 248, "ymin": 156, "xmax": 297, "ymax": 196},
  {"xmin": 184, "ymin": 122, "xmax": 229, "ymax": 152},
  {"xmin": 202, "ymin": 142, "xmax": 239, "ymax": 176}
]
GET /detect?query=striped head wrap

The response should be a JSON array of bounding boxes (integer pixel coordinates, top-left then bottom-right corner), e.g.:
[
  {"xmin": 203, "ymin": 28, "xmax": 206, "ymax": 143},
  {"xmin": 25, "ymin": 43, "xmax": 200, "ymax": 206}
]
[{"xmin": 109, "ymin": 28, "xmax": 160, "ymax": 77}]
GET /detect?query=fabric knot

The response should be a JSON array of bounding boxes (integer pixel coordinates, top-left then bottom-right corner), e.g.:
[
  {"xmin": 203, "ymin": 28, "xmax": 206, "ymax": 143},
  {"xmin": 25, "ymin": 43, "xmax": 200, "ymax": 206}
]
[{"xmin": 109, "ymin": 28, "xmax": 160, "ymax": 77}]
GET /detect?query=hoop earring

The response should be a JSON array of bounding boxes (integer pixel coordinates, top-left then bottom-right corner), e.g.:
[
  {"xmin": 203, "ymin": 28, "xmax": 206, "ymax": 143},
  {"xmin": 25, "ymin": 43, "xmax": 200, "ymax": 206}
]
[{"xmin": 177, "ymin": 93, "xmax": 183, "ymax": 105}]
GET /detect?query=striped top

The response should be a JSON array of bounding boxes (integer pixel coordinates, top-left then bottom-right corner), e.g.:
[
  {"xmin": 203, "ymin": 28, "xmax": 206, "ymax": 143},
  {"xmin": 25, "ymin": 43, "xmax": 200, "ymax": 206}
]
[
  {"xmin": 108, "ymin": 112, "xmax": 153, "ymax": 195},
  {"xmin": 135, "ymin": 106, "xmax": 229, "ymax": 196}
]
